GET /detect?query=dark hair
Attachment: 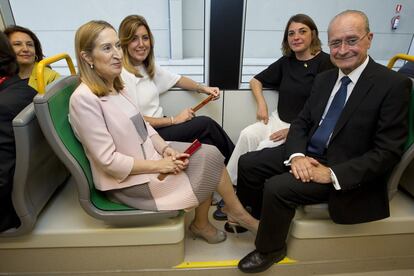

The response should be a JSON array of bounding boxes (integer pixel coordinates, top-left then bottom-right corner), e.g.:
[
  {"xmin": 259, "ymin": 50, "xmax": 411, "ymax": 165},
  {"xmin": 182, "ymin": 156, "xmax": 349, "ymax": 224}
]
[
  {"xmin": 0, "ymin": 31, "xmax": 19, "ymax": 76},
  {"xmin": 4, "ymin": 25, "xmax": 45, "ymax": 62},
  {"xmin": 281, "ymin": 14, "xmax": 322, "ymax": 57}
]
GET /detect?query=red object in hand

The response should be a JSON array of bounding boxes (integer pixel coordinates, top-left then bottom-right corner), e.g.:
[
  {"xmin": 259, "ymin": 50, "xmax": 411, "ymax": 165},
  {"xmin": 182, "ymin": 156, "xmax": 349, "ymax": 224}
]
[
  {"xmin": 192, "ymin": 95, "xmax": 214, "ymax": 112},
  {"xmin": 158, "ymin": 139, "xmax": 202, "ymax": 180},
  {"xmin": 182, "ymin": 139, "xmax": 202, "ymax": 156}
]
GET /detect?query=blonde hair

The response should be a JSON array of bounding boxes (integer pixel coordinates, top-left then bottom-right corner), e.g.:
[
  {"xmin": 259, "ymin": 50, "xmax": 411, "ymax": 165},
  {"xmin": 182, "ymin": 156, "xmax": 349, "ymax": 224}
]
[
  {"xmin": 119, "ymin": 15, "xmax": 155, "ymax": 79},
  {"xmin": 75, "ymin": 20, "xmax": 124, "ymax": 97}
]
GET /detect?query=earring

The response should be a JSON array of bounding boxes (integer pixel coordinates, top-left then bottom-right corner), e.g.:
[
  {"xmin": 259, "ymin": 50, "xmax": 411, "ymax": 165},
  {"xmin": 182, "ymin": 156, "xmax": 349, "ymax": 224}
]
[{"xmin": 90, "ymin": 64, "xmax": 94, "ymax": 69}]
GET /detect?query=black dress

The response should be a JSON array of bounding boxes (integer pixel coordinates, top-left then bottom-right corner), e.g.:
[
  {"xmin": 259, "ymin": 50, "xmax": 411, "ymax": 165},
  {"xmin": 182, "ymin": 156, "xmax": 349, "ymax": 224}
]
[
  {"xmin": 0, "ymin": 76, "xmax": 37, "ymax": 232},
  {"xmin": 254, "ymin": 51, "xmax": 334, "ymax": 123}
]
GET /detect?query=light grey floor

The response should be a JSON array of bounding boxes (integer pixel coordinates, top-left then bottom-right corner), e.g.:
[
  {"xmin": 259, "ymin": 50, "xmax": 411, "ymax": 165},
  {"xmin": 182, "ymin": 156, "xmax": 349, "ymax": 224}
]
[
  {"xmin": 320, "ymin": 270, "xmax": 414, "ymax": 276},
  {"xmin": 181, "ymin": 205, "xmax": 414, "ymax": 275}
]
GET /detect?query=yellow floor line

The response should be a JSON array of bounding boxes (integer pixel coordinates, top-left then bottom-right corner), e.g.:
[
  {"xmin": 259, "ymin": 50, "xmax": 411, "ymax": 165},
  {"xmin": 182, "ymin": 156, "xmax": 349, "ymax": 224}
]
[{"xmin": 174, "ymin": 257, "xmax": 296, "ymax": 268}]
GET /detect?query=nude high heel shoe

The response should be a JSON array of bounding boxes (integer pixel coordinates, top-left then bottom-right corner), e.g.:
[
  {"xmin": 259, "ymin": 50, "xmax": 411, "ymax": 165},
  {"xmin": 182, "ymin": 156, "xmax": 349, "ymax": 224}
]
[
  {"xmin": 222, "ymin": 206, "xmax": 258, "ymax": 235},
  {"xmin": 226, "ymin": 216, "xmax": 257, "ymax": 235},
  {"xmin": 224, "ymin": 221, "xmax": 248, "ymax": 234},
  {"xmin": 189, "ymin": 222, "xmax": 227, "ymax": 244}
]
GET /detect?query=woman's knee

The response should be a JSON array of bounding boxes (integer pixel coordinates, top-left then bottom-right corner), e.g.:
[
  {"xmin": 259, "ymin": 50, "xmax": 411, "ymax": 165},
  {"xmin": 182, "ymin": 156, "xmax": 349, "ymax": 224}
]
[
  {"xmin": 239, "ymin": 123, "xmax": 267, "ymax": 143},
  {"xmin": 240, "ymin": 123, "xmax": 260, "ymax": 138},
  {"xmin": 201, "ymin": 144, "xmax": 223, "ymax": 160},
  {"xmin": 195, "ymin": 115, "xmax": 217, "ymax": 126}
]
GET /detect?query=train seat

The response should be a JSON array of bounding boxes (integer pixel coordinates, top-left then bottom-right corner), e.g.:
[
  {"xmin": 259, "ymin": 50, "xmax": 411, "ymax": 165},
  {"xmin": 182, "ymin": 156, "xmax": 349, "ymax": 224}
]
[
  {"xmin": 398, "ymin": 78, "xmax": 414, "ymax": 197},
  {"xmin": 0, "ymin": 103, "xmax": 69, "ymax": 237},
  {"xmin": 0, "ymin": 177, "xmax": 185, "ymax": 273},
  {"xmin": 33, "ymin": 75, "xmax": 179, "ymax": 226},
  {"xmin": 288, "ymin": 191, "xmax": 414, "ymax": 263}
]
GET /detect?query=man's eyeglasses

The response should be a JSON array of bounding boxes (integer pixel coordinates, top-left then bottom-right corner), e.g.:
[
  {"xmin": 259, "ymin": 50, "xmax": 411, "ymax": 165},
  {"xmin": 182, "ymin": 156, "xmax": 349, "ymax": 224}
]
[{"xmin": 328, "ymin": 33, "xmax": 369, "ymax": 49}]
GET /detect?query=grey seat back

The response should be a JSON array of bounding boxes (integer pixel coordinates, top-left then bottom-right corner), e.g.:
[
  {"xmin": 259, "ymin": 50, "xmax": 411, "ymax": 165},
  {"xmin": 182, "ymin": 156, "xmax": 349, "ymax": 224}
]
[
  {"xmin": 394, "ymin": 78, "xmax": 414, "ymax": 198},
  {"xmin": 33, "ymin": 75, "xmax": 179, "ymax": 225},
  {"xmin": 0, "ymin": 104, "xmax": 69, "ymax": 237}
]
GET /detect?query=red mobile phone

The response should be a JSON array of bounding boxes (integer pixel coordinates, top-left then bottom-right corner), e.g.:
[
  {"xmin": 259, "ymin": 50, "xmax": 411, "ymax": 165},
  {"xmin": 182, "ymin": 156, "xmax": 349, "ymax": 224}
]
[{"xmin": 158, "ymin": 139, "xmax": 202, "ymax": 180}]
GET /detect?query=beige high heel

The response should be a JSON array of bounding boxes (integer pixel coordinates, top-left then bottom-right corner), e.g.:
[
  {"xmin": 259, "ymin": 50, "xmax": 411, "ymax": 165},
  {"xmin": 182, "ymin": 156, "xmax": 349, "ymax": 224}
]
[
  {"xmin": 189, "ymin": 222, "xmax": 227, "ymax": 244},
  {"xmin": 227, "ymin": 216, "xmax": 258, "ymax": 235},
  {"xmin": 222, "ymin": 206, "xmax": 258, "ymax": 235}
]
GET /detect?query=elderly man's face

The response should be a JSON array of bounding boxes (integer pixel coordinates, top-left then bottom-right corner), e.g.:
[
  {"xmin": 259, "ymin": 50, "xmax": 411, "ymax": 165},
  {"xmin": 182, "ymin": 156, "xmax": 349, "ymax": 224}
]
[{"xmin": 328, "ymin": 14, "xmax": 373, "ymax": 74}]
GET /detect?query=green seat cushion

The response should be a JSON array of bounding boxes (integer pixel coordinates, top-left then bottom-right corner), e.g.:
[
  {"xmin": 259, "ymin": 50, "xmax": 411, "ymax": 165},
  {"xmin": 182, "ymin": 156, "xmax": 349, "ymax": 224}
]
[{"xmin": 404, "ymin": 88, "xmax": 414, "ymax": 150}]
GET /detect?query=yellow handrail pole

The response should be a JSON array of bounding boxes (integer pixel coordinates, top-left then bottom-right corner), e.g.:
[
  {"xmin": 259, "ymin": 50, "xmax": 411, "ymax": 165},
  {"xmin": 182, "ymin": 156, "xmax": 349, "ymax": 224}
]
[
  {"xmin": 387, "ymin": 53, "xmax": 414, "ymax": 69},
  {"xmin": 36, "ymin": 53, "xmax": 76, "ymax": 94}
]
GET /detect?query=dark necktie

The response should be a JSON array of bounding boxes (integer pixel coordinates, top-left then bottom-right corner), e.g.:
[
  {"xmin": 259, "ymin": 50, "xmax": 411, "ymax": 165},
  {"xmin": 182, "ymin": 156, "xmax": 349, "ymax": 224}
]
[{"xmin": 307, "ymin": 76, "xmax": 352, "ymax": 155}]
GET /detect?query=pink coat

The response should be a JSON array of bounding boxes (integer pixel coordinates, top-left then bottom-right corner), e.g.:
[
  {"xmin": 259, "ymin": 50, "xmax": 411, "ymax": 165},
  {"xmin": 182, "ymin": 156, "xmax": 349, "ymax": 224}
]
[{"xmin": 69, "ymin": 83, "xmax": 190, "ymax": 192}]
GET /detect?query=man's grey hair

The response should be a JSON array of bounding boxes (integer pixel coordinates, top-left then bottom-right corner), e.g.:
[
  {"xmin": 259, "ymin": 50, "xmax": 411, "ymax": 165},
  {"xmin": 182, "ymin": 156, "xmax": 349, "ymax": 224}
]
[{"xmin": 328, "ymin": 10, "xmax": 370, "ymax": 34}]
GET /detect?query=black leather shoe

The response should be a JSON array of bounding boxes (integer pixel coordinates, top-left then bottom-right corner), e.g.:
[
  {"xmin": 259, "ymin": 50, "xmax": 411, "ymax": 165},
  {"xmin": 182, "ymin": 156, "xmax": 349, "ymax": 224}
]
[
  {"xmin": 224, "ymin": 222, "xmax": 248, "ymax": 233},
  {"xmin": 213, "ymin": 208, "xmax": 227, "ymax": 220},
  {"xmin": 238, "ymin": 248, "xmax": 286, "ymax": 273}
]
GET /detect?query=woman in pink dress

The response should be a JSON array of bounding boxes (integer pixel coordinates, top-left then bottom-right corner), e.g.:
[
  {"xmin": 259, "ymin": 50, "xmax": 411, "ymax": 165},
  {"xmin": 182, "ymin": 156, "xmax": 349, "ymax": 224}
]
[{"xmin": 69, "ymin": 20, "xmax": 258, "ymax": 244}]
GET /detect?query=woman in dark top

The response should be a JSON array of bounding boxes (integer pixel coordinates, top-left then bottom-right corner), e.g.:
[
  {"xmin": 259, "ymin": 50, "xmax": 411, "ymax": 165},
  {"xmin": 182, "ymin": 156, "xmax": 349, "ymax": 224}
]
[
  {"xmin": 0, "ymin": 31, "xmax": 37, "ymax": 232},
  {"xmin": 226, "ymin": 14, "xmax": 334, "ymax": 186},
  {"xmin": 216, "ymin": 14, "xmax": 334, "ymax": 222},
  {"xmin": 4, "ymin": 25, "xmax": 60, "ymax": 91}
]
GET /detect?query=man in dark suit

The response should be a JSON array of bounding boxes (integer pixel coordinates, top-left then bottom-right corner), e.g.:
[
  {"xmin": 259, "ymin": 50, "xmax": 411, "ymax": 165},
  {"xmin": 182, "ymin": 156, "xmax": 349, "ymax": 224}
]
[{"xmin": 237, "ymin": 10, "xmax": 412, "ymax": 273}]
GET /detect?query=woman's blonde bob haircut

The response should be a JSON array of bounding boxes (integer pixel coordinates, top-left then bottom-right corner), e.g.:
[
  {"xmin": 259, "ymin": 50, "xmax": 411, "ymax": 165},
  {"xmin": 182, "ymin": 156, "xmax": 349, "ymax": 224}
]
[
  {"xmin": 281, "ymin": 14, "xmax": 322, "ymax": 57},
  {"xmin": 75, "ymin": 20, "xmax": 124, "ymax": 97},
  {"xmin": 119, "ymin": 15, "xmax": 155, "ymax": 79}
]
